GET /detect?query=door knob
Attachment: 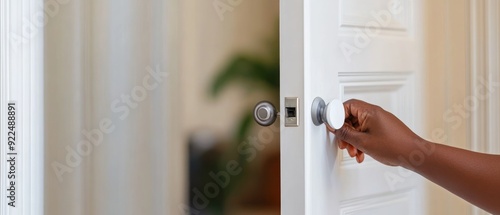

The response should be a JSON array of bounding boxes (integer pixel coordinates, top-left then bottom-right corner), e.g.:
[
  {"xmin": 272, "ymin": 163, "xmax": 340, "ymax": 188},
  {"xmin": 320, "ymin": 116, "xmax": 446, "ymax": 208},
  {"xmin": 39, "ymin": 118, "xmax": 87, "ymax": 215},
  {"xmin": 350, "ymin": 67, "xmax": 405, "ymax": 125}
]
[
  {"xmin": 253, "ymin": 101, "xmax": 278, "ymax": 126},
  {"xmin": 311, "ymin": 97, "xmax": 345, "ymax": 129}
]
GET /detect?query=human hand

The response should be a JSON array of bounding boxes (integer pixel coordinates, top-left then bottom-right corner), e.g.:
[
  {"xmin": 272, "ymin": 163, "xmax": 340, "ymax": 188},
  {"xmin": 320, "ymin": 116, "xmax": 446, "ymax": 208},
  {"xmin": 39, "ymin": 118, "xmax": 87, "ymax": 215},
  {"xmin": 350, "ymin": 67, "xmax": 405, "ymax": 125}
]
[{"xmin": 327, "ymin": 99, "xmax": 424, "ymax": 166}]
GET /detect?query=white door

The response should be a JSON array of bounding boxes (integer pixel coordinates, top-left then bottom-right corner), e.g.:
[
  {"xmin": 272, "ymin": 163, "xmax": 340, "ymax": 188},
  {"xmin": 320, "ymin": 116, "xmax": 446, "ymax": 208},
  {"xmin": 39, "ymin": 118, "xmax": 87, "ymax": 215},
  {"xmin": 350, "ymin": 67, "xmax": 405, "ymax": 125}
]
[{"xmin": 280, "ymin": 0, "xmax": 425, "ymax": 214}]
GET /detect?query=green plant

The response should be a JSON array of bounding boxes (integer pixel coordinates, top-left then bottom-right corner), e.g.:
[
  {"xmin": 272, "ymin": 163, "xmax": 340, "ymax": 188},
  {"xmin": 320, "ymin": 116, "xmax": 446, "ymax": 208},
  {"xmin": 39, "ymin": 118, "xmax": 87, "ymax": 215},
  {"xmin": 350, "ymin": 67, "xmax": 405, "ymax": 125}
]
[
  {"xmin": 210, "ymin": 30, "xmax": 279, "ymax": 143},
  {"xmin": 207, "ymin": 27, "xmax": 279, "ymax": 214}
]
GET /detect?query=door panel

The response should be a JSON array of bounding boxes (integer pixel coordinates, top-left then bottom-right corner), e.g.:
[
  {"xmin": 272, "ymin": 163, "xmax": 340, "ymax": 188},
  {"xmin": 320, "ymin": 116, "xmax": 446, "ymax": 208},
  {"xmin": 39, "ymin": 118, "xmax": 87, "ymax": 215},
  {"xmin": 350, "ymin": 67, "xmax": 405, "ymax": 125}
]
[
  {"xmin": 338, "ymin": 72, "xmax": 421, "ymax": 203},
  {"xmin": 339, "ymin": 0, "xmax": 412, "ymax": 32},
  {"xmin": 339, "ymin": 190, "xmax": 416, "ymax": 215},
  {"xmin": 281, "ymin": 0, "xmax": 424, "ymax": 214}
]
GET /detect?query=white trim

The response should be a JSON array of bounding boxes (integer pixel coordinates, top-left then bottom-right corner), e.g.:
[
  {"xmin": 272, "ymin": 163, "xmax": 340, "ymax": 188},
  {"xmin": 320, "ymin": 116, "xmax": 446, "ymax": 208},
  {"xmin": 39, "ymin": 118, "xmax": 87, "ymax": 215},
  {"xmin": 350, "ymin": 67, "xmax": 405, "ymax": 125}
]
[
  {"xmin": 164, "ymin": 0, "xmax": 186, "ymax": 213},
  {"xmin": 468, "ymin": 0, "xmax": 500, "ymax": 156},
  {"xmin": 468, "ymin": 0, "xmax": 500, "ymax": 214},
  {"xmin": 280, "ymin": 0, "xmax": 307, "ymax": 214},
  {"xmin": 485, "ymin": 0, "xmax": 500, "ymax": 154},
  {"xmin": 469, "ymin": 0, "xmax": 488, "ymax": 154},
  {"xmin": 0, "ymin": 0, "xmax": 44, "ymax": 214}
]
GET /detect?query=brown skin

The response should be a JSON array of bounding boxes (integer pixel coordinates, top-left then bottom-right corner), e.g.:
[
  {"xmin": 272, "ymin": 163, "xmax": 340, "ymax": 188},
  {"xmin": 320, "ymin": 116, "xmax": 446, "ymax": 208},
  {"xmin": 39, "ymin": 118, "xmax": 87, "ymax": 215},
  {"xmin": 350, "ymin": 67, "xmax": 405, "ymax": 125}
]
[{"xmin": 327, "ymin": 99, "xmax": 500, "ymax": 214}]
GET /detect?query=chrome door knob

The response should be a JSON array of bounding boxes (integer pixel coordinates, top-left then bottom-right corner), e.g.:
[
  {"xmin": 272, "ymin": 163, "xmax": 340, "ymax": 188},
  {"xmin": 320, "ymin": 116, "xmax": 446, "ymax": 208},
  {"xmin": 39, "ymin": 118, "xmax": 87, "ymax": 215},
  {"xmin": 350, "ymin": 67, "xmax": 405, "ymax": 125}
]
[
  {"xmin": 254, "ymin": 101, "xmax": 278, "ymax": 126},
  {"xmin": 311, "ymin": 97, "xmax": 345, "ymax": 129}
]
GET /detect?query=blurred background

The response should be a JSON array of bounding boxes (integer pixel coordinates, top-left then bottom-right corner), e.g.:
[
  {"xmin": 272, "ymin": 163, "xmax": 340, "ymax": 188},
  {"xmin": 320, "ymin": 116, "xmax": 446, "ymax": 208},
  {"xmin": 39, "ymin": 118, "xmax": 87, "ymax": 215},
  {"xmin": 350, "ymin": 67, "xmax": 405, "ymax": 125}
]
[
  {"xmin": 179, "ymin": 1, "xmax": 280, "ymax": 214},
  {"xmin": 42, "ymin": 0, "xmax": 281, "ymax": 214}
]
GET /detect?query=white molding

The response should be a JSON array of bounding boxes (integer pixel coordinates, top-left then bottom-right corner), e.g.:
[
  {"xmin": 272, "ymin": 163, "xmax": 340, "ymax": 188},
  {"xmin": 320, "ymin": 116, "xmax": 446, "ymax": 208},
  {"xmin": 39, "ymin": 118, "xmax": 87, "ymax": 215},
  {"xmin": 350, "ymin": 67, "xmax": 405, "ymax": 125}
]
[
  {"xmin": 339, "ymin": 0, "xmax": 412, "ymax": 32},
  {"xmin": 468, "ymin": 0, "xmax": 500, "ymax": 214},
  {"xmin": 469, "ymin": 0, "xmax": 488, "ymax": 154},
  {"xmin": 0, "ymin": 0, "xmax": 44, "ymax": 214},
  {"xmin": 340, "ymin": 189, "xmax": 415, "ymax": 215},
  {"xmin": 339, "ymin": 72, "xmax": 414, "ymax": 166},
  {"xmin": 164, "ymin": 0, "xmax": 186, "ymax": 213},
  {"xmin": 485, "ymin": 0, "xmax": 500, "ymax": 154},
  {"xmin": 468, "ymin": 0, "xmax": 500, "ymax": 156}
]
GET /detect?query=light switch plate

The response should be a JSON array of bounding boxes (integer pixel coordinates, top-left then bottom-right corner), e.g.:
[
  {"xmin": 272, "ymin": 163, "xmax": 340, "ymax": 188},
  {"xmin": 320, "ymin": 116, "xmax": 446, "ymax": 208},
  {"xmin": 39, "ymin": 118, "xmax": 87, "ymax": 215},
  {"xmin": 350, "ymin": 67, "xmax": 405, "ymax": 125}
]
[{"xmin": 284, "ymin": 97, "xmax": 299, "ymax": 127}]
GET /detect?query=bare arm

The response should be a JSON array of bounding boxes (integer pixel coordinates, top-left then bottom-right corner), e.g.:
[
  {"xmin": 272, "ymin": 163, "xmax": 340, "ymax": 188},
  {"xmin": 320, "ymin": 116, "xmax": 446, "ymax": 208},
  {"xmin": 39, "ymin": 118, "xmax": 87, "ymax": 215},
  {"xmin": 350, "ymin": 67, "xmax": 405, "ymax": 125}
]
[
  {"xmin": 414, "ymin": 142, "xmax": 500, "ymax": 213},
  {"xmin": 329, "ymin": 99, "xmax": 500, "ymax": 214}
]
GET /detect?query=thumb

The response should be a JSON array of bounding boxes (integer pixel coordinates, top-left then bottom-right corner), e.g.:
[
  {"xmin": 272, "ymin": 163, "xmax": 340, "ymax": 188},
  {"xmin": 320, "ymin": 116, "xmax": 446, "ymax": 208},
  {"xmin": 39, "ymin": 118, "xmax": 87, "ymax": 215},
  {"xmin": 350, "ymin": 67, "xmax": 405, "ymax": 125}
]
[{"xmin": 333, "ymin": 124, "xmax": 366, "ymax": 151}]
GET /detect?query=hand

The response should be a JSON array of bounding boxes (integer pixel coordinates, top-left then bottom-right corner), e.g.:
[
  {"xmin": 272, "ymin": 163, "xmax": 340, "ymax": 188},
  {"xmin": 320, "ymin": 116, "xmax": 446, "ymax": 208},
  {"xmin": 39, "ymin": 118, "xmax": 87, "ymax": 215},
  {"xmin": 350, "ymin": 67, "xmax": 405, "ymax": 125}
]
[
  {"xmin": 327, "ymin": 99, "xmax": 424, "ymax": 166},
  {"xmin": 326, "ymin": 122, "xmax": 365, "ymax": 163}
]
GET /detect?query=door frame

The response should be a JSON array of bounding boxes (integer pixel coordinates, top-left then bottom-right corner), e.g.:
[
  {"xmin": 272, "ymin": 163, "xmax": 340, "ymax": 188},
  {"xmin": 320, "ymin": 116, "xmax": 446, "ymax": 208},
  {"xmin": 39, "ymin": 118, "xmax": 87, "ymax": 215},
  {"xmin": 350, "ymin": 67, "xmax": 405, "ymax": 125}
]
[
  {"xmin": 468, "ymin": 0, "xmax": 500, "ymax": 155},
  {"xmin": 280, "ymin": 0, "xmax": 343, "ymax": 213},
  {"xmin": 279, "ymin": 0, "xmax": 307, "ymax": 213},
  {"xmin": 0, "ymin": 0, "xmax": 44, "ymax": 214},
  {"xmin": 468, "ymin": 0, "xmax": 500, "ymax": 214}
]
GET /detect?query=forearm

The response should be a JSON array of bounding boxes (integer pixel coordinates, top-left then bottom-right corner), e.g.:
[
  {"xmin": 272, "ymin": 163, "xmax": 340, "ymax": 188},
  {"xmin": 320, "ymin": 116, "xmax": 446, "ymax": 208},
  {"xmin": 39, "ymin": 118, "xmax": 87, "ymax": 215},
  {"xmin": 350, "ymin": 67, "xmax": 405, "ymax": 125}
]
[{"xmin": 405, "ymin": 141, "xmax": 500, "ymax": 214}]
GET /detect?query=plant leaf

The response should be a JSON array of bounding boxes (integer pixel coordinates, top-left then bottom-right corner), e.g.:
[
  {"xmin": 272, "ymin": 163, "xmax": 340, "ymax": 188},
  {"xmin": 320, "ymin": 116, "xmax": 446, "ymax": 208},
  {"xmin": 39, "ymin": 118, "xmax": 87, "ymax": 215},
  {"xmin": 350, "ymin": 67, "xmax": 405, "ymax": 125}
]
[
  {"xmin": 210, "ymin": 55, "xmax": 279, "ymax": 98},
  {"xmin": 235, "ymin": 111, "xmax": 254, "ymax": 143}
]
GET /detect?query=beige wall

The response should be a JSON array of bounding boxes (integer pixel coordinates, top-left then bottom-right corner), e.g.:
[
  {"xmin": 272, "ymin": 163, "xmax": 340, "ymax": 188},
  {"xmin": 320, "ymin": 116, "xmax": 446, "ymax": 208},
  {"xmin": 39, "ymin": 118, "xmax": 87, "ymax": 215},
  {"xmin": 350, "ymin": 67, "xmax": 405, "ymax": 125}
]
[
  {"xmin": 179, "ymin": 0, "xmax": 280, "ymax": 140},
  {"xmin": 423, "ymin": 0, "xmax": 473, "ymax": 214}
]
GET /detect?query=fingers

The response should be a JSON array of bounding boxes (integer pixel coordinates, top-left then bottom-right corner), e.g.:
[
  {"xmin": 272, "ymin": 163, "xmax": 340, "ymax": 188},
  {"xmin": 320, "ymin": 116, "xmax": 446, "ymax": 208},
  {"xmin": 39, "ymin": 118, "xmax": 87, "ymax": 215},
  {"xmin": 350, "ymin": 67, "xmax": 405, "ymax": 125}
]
[
  {"xmin": 343, "ymin": 99, "xmax": 380, "ymax": 132},
  {"xmin": 325, "ymin": 123, "xmax": 336, "ymax": 133},
  {"xmin": 343, "ymin": 99, "xmax": 368, "ymax": 120},
  {"xmin": 328, "ymin": 123, "xmax": 352, "ymax": 151},
  {"xmin": 340, "ymin": 99, "xmax": 373, "ymax": 164},
  {"xmin": 338, "ymin": 140, "xmax": 348, "ymax": 149},
  {"xmin": 346, "ymin": 143, "xmax": 365, "ymax": 163},
  {"xmin": 333, "ymin": 123, "xmax": 366, "ymax": 151},
  {"xmin": 339, "ymin": 141, "xmax": 365, "ymax": 163},
  {"xmin": 356, "ymin": 151, "xmax": 365, "ymax": 163},
  {"xmin": 346, "ymin": 144, "xmax": 357, "ymax": 157},
  {"xmin": 328, "ymin": 99, "xmax": 375, "ymax": 164},
  {"xmin": 332, "ymin": 131, "xmax": 366, "ymax": 164}
]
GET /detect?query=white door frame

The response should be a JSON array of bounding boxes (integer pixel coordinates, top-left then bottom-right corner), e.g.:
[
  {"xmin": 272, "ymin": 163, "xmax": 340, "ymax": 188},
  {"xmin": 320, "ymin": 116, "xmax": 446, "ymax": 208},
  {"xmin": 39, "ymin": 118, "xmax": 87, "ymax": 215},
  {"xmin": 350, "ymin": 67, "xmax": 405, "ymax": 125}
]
[
  {"xmin": 468, "ymin": 0, "xmax": 500, "ymax": 214},
  {"xmin": 0, "ymin": 0, "xmax": 44, "ymax": 214},
  {"xmin": 280, "ymin": 0, "xmax": 307, "ymax": 213},
  {"xmin": 468, "ymin": 0, "xmax": 500, "ymax": 154}
]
